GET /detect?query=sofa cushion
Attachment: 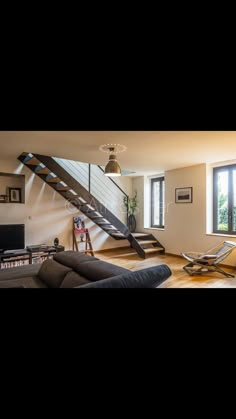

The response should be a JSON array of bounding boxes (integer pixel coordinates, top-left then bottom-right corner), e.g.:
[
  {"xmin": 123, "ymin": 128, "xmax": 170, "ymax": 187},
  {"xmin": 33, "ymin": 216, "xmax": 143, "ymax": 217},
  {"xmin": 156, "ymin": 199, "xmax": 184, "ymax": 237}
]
[
  {"xmin": 54, "ymin": 251, "xmax": 98, "ymax": 271},
  {"xmin": 38, "ymin": 259, "xmax": 72, "ymax": 288},
  {"xmin": 60, "ymin": 271, "xmax": 91, "ymax": 288},
  {"xmin": 0, "ymin": 276, "xmax": 47, "ymax": 288},
  {"xmin": 74, "ymin": 260, "xmax": 130, "ymax": 281},
  {"xmin": 78, "ymin": 264, "xmax": 172, "ymax": 288},
  {"xmin": 0, "ymin": 263, "xmax": 42, "ymax": 282},
  {"xmin": 0, "ymin": 281, "xmax": 25, "ymax": 288}
]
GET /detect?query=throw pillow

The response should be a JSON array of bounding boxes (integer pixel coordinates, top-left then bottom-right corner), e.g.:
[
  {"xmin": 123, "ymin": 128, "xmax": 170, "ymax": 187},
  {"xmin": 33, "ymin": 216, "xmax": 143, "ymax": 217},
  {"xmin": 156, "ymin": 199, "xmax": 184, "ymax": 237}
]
[
  {"xmin": 75, "ymin": 260, "xmax": 129, "ymax": 281},
  {"xmin": 54, "ymin": 251, "xmax": 98, "ymax": 270},
  {"xmin": 60, "ymin": 271, "xmax": 91, "ymax": 288}
]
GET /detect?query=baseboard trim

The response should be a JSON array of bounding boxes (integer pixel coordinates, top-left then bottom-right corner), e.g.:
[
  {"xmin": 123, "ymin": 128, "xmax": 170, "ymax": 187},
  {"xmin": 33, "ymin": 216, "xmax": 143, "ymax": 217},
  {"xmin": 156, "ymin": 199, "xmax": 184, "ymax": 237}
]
[{"xmin": 165, "ymin": 252, "xmax": 183, "ymax": 259}]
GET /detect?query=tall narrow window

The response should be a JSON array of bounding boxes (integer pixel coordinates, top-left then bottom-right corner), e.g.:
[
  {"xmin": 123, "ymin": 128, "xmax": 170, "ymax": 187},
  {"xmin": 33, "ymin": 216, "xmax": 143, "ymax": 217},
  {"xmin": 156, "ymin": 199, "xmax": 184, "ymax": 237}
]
[
  {"xmin": 213, "ymin": 164, "xmax": 236, "ymax": 235},
  {"xmin": 151, "ymin": 177, "xmax": 165, "ymax": 228}
]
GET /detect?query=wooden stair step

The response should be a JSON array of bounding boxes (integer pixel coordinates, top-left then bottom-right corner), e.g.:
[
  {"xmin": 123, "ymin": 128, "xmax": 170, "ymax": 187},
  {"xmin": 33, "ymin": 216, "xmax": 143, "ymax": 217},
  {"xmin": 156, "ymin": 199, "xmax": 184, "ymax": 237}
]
[
  {"xmin": 143, "ymin": 247, "xmax": 164, "ymax": 254},
  {"xmin": 47, "ymin": 177, "xmax": 61, "ymax": 183},
  {"xmin": 132, "ymin": 233, "xmax": 150, "ymax": 237},
  {"xmin": 103, "ymin": 227, "xmax": 118, "ymax": 231},
  {"xmin": 77, "ymin": 197, "xmax": 87, "ymax": 203},
  {"xmin": 35, "ymin": 166, "xmax": 51, "ymax": 175},
  {"xmin": 56, "ymin": 186, "xmax": 71, "ymax": 191},
  {"xmin": 111, "ymin": 232, "xmax": 125, "ymax": 237},
  {"xmin": 137, "ymin": 240, "xmax": 158, "ymax": 245},
  {"xmin": 67, "ymin": 196, "xmax": 87, "ymax": 204},
  {"xmin": 25, "ymin": 157, "xmax": 41, "ymax": 166},
  {"xmin": 67, "ymin": 193, "xmax": 81, "ymax": 198},
  {"xmin": 90, "ymin": 216, "xmax": 105, "ymax": 219}
]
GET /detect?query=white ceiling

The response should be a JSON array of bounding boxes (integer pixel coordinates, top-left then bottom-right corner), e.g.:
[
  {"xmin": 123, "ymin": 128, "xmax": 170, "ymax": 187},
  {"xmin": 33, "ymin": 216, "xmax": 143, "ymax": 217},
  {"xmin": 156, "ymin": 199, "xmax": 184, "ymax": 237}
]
[{"xmin": 0, "ymin": 131, "xmax": 235, "ymax": 176}]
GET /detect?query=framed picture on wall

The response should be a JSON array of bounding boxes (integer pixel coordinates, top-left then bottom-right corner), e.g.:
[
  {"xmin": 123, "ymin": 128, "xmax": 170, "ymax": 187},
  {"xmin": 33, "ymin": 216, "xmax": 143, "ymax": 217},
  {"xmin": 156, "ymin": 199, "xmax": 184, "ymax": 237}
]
[
  {"xmin": 175, "ymin": 187, "xmax": 192, "ymax": 203},
  {"xmin": 8, "ymin": 187, "xmax": 22, "ymax": 203}
]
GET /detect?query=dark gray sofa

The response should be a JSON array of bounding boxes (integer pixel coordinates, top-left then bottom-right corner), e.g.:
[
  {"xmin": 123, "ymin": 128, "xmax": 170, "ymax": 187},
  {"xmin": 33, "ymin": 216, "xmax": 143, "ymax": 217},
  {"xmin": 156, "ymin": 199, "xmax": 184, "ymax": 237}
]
[{"xmin": 0, "ymin": 251, "xmax": 172, "ymax": 288}]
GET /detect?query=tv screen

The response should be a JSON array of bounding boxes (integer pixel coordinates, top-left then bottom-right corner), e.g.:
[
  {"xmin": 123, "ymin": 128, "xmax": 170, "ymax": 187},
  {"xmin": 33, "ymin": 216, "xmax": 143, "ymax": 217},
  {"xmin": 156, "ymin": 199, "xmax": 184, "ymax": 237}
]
[{"xmin": 0, "ymin": 224, "xmax": 25, "ymax": 252}]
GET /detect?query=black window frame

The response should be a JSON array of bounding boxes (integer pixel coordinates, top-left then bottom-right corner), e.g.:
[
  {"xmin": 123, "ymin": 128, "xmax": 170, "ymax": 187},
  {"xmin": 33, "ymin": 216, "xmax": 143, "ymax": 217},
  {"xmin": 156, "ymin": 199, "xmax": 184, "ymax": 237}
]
[
  {"xmin": 213, "ymin": 163, "xmax": 236, "ymax": 235},
  {"xmin": 151, "ymin": 176, "xmax": 165, "ymax": 228}
]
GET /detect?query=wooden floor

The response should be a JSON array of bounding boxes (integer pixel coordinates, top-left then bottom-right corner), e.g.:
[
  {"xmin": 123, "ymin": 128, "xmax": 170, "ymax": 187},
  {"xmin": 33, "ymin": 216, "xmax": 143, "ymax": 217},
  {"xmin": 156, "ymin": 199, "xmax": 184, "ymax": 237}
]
[{"xmin": 95, "ymin": 247, "xmax": 236, "ymax": 288}]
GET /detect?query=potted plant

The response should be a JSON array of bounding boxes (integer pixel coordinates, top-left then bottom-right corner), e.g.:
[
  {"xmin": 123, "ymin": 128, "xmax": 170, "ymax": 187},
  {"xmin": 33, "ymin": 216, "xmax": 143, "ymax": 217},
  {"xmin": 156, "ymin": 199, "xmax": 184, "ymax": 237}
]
[{"xmin": 123, "ymin": 191, "xmax": 138, "ymax": 232}]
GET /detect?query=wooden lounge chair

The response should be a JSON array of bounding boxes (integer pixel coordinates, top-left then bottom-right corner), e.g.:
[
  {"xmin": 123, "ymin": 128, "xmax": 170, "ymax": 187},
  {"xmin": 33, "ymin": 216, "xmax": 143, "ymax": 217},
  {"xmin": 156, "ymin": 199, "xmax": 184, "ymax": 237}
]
[{"xmin": 181, "ymin": 241, "xmax": 236, "ymax": 278}]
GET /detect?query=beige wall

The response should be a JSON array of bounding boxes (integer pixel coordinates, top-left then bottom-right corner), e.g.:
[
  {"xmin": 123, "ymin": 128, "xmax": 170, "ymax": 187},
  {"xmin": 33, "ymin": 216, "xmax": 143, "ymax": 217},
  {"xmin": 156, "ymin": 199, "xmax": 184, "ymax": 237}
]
[
  {"xmin": 133, "ymin": 164, "xmax": 236, "ymax": 267},
  {"xmin": 0, "ymin": 159, "xmax": 131, "ymax": 251}
]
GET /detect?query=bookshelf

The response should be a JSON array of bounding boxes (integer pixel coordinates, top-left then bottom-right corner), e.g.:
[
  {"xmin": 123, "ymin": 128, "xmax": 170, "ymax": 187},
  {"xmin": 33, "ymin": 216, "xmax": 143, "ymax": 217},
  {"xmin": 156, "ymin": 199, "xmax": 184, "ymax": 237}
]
[
  {"xmin": 0, "ymin": 250, "xmax": 30, "ymax": 269},
  {"xmin": 0, "ymin": 245, "xmax": 64, "ymax": 269}
]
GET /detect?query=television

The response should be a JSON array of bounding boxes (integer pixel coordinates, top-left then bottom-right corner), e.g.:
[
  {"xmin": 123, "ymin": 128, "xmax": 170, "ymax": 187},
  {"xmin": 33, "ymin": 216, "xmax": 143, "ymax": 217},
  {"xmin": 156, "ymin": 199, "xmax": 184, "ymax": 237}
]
[{"xmin": 0, "ymin": 224, "xmax": 25, "ymax": 252}]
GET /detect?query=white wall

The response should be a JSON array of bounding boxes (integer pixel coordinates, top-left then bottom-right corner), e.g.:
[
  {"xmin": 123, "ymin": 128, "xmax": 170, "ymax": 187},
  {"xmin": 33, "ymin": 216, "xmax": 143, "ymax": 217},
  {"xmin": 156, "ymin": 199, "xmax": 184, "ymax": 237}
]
[
  {"xmin": 134, "ymin": 164, "xmax": 236, "ymax": 267},
  {"xmin": 0, "ymin": 159, "xmax": 131, "ymax": 251}
]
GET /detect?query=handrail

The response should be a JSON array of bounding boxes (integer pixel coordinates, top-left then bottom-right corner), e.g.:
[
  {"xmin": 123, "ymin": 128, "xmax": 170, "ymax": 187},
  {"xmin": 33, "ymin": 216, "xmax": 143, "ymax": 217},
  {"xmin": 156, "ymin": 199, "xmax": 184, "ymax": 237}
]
[
  {"xmin": 97, "ymin": 165, "xmax": 129, "ymax": 199},
  {"xmin": 97, "ymin": 165, "xmax": 129, "ymax": 225}
]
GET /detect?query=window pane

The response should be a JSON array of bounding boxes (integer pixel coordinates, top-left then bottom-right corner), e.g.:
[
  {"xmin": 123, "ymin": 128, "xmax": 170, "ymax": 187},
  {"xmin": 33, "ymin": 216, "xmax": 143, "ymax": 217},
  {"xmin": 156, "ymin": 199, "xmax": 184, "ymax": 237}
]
[
  {"xmin": 233, "ymin": 170, "xmax": 236, "ymax": 231},
  {"xmin": 217, "ymin": 171, "xmax": 228, "ymax": 231},
  {"xmin": 153, "ymin": 181, "xmax": 160, "ymax": 225}
]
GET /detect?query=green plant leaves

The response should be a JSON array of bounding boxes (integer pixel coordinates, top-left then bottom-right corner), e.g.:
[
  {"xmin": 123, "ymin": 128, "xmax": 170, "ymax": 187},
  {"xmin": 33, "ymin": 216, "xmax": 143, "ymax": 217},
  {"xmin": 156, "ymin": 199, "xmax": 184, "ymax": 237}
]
[{"xmin": 123, "ymin": 191, "xmax": 138, "ymax": 215}]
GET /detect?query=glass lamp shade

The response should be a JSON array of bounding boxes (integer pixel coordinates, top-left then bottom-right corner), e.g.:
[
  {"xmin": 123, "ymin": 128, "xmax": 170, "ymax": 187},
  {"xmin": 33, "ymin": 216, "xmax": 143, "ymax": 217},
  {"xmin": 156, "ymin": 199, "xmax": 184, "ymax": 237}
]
[{"xmin": 104, "ymin": 154, "xmax": 121, "ymax": 177}]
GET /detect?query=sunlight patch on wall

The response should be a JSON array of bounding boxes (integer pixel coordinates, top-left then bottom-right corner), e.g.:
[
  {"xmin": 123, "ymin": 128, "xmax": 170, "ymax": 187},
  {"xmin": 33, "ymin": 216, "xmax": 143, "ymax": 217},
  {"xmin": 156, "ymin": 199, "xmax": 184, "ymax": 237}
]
[{"xmin": 14, "ymin": 163, "xmax": 24, "ymax": 174}]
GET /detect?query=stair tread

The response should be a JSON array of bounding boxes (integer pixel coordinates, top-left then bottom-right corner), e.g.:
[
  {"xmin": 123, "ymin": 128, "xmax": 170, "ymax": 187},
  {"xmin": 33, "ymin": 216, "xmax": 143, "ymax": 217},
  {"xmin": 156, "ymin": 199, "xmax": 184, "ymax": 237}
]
[
  {"xmin": 97, "ymin": 222, "xmax": 112, "ymax": 225},
  {"xmin": 67, "ymin": 194, "xmax": 80, "ymax": 197},
  {"xmin": 143, "ymin": 247, "xmax": 164, "ymax": 253},
  {"xmin": 36, "ymin": 167, "xmax": 51, "ymax": 175},
  {"xmin": 132, "ymin": 233, "xmax": 150, "ymax": 237},
  {"xmin": 47, "ymin": 177, "xmax": 61, "ymax": 183},
  {"xmin": 25, "ymin": 157, "xmax": 41, "ymax": 166},
  {"xmin": 56, "ymin": 186, "xmax": 71, "ymax": 190},
  {"xmin": 137, "ymin": 240, "xmax": 158, "ymax": 245}
]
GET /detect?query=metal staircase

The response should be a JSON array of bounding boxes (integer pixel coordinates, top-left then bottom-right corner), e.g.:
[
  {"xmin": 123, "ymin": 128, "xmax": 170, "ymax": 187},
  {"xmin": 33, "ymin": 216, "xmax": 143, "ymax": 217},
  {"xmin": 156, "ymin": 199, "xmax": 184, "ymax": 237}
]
[{"xmin": 18, "ymin": 152, "xmax": 165, "ymax": 258}]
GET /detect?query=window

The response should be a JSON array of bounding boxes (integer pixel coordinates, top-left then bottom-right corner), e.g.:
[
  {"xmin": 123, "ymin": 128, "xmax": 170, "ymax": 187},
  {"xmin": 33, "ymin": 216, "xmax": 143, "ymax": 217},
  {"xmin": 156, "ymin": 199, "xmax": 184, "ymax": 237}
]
[
  {"xmin": 151, "ymin": 177, "xmax": 165, "ymax": 228},
  {"xmin": 213, "ymin": 164, "xmax": 236, "ymax": 235}
]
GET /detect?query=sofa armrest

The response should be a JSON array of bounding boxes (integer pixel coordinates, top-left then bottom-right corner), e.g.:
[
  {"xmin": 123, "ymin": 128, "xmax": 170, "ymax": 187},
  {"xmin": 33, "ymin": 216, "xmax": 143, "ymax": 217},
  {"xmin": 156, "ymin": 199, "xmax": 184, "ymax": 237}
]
[{"xmin": 77, "ymin": 264, "xmax": 172, "ymax": 288}]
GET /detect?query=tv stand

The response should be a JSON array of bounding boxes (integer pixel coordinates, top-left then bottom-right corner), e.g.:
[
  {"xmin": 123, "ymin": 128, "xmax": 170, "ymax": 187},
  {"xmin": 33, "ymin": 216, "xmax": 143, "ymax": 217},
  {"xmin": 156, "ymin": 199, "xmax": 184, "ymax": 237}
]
[
  {"xmin": 0, "ymin": 245, "xmax": 64, "ymax": 269},
  {"xmin": 4, "ymin": 249, "xmax": 26, "ymax": 254}
]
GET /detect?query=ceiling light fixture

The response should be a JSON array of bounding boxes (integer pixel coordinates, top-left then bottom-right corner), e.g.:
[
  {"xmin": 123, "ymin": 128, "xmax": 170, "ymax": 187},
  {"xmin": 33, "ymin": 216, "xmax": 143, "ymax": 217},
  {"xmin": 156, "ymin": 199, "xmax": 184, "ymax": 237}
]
[{"xmin": 99, "ymin": 144, "xmax": 127, "ymax": 177}]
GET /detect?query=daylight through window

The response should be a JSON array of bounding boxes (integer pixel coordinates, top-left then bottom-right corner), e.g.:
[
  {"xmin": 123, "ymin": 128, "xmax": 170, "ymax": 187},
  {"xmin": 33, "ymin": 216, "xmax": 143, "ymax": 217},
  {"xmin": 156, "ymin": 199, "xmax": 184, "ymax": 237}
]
[
  {"xmin": 213, "ymin": 164, "xmax": 236, "ymax": 235},
  {"xmin": 151, "ymin": 177, "xmax": 165, "ymax": 228}
]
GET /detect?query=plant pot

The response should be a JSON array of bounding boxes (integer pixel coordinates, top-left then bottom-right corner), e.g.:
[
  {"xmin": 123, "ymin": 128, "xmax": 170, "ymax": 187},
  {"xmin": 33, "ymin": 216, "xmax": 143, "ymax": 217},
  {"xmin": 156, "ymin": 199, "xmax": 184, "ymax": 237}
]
[{"xmin": 128, "ymin": 214, "xmax": 136, "ymax": 233}]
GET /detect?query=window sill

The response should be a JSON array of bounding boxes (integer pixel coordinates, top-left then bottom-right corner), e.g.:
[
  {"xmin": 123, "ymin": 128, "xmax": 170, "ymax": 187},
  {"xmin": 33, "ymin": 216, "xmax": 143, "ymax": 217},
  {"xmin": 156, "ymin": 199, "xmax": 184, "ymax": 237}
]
[
  {"xmin": 206, "ymin": 233, "xmax": 236, "ymax": 238},
  {"xmin": 144, "ymin": 227, "xmax": 165, "ymax": 231}
]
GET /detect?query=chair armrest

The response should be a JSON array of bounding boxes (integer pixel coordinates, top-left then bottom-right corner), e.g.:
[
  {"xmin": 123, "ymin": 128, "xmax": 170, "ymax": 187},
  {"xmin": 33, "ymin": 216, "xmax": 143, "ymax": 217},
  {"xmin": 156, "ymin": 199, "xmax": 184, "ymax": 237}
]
[{"xmin": 199, "ymin": 254, "xmax": 217, "ymax": 259}]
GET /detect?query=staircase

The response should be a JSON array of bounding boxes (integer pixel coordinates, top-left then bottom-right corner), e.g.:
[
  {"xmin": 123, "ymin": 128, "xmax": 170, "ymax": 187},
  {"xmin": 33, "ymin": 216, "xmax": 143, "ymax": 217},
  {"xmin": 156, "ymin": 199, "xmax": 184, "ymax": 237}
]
[{"xmin": 18, "ymin": 152, "xmax": 165, "ymax": 258}]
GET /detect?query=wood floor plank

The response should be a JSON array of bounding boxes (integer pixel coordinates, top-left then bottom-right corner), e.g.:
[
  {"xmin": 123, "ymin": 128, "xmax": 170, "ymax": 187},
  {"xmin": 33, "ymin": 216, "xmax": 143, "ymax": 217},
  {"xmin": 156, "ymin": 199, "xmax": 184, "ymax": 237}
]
[{"xmin": 94, "ymin": 248, "xmax": 236, "ymax": 287}]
